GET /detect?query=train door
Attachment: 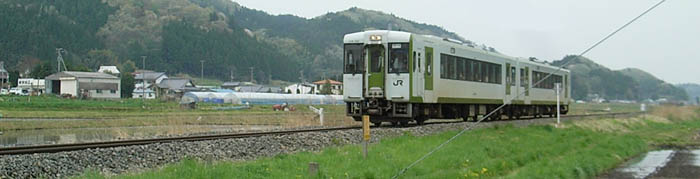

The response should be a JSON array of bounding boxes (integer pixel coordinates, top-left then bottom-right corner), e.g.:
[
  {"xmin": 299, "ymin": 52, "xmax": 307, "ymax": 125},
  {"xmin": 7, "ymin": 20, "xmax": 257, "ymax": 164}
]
[
  {"xmin": 523, "ymin": 66, "xmax": 530, "ymax": 103},
  {"xmin": 412, "ymin": 47, "xmax": 425, "ymax": 98},
  {"xmin": 365, "ymin": 45, "xmax": 385, "ymax": 97},
  {"xmin": 505, "ymin": 63, "xmax": 512, "ymax": 102},
  {"xmin": 424, "ymin": 47, "xmax": 434, "ymax": 101}
]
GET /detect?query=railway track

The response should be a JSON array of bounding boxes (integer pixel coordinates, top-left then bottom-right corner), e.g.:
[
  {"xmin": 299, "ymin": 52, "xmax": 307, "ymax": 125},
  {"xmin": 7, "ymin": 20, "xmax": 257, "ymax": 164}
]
[{"xmin": 0, "ymin": 112, "xmax": 641, "ymax": 156}]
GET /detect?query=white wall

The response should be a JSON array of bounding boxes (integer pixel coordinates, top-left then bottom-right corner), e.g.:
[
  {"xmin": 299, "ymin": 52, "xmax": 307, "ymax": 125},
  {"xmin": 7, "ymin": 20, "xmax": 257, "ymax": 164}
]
[
  {"xmin": 60, "ymin": 79, "xmax": 77, "ymax": 96},
  {"xmin": 77, "ymin": 78, "xmax": 121, "ymax": 99}
]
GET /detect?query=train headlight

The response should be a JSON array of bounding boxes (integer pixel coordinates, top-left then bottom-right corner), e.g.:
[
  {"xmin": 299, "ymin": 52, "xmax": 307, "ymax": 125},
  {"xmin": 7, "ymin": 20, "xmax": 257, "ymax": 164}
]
[{"xmin": 370, "ymin": 35, "xmax": 382, "ymax": 41}]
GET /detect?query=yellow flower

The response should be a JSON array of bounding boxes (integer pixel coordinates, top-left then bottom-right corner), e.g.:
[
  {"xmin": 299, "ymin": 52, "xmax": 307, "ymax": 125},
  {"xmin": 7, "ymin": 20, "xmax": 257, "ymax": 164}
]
[{"xmin": 481, "ymin": 168, "xmax": 488, "ymax": 174}]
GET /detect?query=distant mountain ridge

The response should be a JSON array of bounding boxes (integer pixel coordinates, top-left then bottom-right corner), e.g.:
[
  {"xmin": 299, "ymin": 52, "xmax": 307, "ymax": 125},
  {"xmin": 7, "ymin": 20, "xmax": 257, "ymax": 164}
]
[{"xmin": 553, "ymin": 55, "xmax": 687, "ymax": 101}]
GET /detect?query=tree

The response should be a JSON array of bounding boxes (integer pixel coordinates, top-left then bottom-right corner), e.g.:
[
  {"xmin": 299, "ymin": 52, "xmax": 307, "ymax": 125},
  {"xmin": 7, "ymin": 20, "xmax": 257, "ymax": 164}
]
[
  {"xmin": 320, "ymin": 79, "xmax": 332, "ymax": 95},
  {"xmin": 120, "ymin": 73, "xmax": 135, "ymax": 98},
  {"xmin": 30, "ymin": 62, "xmax": 55, "ymax": 79},
  {"xmin": 9, "ymin": 70, "xmax": 19, "ymax": 87},
  {"xmin": 119, "ymin": 60, "xmax": 138, "ymax": 74}
]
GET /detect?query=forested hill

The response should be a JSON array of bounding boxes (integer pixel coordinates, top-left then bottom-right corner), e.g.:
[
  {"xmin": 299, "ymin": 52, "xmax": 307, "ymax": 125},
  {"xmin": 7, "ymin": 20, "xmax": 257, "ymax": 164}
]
[
  {"xmin": 0, "ymin": 0, "xmax": 470, "ymax": 83},
  {"xmin": 552, "ymin": 55, "xmax": 688, "ymax": 101}
]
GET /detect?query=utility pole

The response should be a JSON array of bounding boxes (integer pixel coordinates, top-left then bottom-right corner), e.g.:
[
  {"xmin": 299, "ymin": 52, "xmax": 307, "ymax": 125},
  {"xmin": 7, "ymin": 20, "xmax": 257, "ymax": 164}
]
[
  {"xmin": 56, "ymin": 48, "xmax": 67, "ymax": 72},
  {"xmin": 299, "ymin": 70, "xmax": 305, "ymax": 83},
  {"xmin": 230, "ymin": 69, "xmax": 234, "ymax": 82},
  {"xmin": 249, "ymin": 67, "xmax": 255, "ymax": 83},
  {"xmin": 141, "ymin": 56, "xmax": 146, "ymax": 103},
  {"xmin": 200, "ymin": 60, "xmax": 205, "ymax": 81}
]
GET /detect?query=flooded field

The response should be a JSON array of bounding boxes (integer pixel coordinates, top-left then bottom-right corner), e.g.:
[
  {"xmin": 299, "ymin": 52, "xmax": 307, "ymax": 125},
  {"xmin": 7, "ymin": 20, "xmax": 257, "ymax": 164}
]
[
  {"xmin": 0, "ymin": 125, "xmax": 280, "ymax": 148},
  {"xmin": 601, "ymin": 149, "xmax": 700, "ymax": 178}
]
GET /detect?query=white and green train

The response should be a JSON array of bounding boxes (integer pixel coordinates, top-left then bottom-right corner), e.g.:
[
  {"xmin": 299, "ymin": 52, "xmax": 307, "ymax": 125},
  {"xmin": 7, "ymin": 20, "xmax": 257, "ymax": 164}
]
[{"xmin": 343, "ymin": 30, "xmax": 570, "ymax": 126}]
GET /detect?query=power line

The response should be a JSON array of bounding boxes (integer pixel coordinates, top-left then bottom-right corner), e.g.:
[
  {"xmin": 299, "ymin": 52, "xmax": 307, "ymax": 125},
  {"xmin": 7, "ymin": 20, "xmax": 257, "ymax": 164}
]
[{"xmin": 391, "ymin": 0, "xmax": 667, "ymax": 178}]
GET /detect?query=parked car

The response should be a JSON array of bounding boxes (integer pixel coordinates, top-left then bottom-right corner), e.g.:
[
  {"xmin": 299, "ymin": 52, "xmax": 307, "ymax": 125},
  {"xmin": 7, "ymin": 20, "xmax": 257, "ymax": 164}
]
[
  {"xmin": 9, "ymin": 87, "xmax": 28, "ymax": 96},
  {"xmin": 0, "ymin": 88, "xmax": 8, "ymax": 95}
]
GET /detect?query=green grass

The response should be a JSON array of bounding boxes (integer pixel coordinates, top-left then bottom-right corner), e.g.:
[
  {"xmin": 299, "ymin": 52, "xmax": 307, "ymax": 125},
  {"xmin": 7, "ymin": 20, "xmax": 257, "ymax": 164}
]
[
  {"xmin": 568, "ymin": 102, "xmax": 641, "ymax": 115},
  {"xmin": 77, "ymin": 107, "xmax": 700, "ymax": 179},
  {"xmin": 78, "ymin": 123, "xmax": 655, "ymax": 178}
]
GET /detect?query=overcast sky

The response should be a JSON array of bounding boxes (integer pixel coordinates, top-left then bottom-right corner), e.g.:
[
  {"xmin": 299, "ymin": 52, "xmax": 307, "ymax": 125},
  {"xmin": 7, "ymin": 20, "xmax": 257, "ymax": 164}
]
[{"xmin": 233, "ymin": 0, "xmax": 699, "ymax": 84}]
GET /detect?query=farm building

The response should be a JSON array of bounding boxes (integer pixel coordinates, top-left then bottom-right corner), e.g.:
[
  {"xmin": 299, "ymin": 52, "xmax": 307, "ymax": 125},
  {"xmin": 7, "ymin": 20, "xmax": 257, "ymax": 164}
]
[
  {"xmin": 45, "ymin": 71, "xmax": 120, "ymax": 99},
  {"xmin": 156, "ymin": 78, "xmax": 198, "ymax": 100}
]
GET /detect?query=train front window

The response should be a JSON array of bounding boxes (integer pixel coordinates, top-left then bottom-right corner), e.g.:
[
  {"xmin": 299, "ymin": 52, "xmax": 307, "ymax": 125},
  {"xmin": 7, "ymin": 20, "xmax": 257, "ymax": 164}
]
[
  {"xmin": 344, "ymin": 44, "xmax": 364, "ymax": 74},
  {"xmin": 368, "ymin": 45, "xmax": 385, "ymax": 73},
  {"xmin": 388, "ymin": 43, "xmax": 409, "ymax": 73}
]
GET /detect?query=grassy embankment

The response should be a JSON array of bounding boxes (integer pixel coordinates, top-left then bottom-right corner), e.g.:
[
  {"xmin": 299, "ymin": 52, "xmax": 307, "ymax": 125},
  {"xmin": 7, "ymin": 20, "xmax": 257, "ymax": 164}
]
[
  {"xmin": 77, "ymin": 106, "xmax": 699, "ymax": 178},
  {"xmin": 0, "ymin": 96, "xmax": 352, "ymax": 131}
]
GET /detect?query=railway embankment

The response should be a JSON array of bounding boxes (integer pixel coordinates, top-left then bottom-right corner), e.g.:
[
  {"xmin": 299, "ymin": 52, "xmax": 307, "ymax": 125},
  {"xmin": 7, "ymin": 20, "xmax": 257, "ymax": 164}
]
[{"xmin": 73, "ymin": 106, "xmax": 698, "ymax": 178}]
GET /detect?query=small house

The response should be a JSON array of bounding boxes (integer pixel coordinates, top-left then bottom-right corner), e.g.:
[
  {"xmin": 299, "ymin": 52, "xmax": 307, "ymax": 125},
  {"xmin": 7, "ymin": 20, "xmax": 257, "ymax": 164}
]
[{"xmin": 313, "ymin": 79, "xmax": 343, "ymax": 95}]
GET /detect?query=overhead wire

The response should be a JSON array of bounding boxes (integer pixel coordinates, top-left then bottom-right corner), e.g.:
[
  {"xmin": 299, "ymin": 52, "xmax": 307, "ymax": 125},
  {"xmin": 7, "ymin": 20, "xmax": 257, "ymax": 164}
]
[{"xmin": 391, "ymin": 0, "xmax": 667, "ymax": 178}]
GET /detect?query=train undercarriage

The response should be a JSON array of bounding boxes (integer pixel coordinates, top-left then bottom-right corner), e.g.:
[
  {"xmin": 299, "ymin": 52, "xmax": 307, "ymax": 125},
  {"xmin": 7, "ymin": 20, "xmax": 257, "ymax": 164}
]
[{"xmin": 347, "ymin": 99, "xmax": 569, "ymax": 126}]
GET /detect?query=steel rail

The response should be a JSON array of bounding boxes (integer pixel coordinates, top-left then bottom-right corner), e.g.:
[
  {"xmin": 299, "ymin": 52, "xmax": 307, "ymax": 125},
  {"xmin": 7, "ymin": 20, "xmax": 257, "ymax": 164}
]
[{"xmin": 0, "ymin": 126, "xmax": 360, "ymax": 155}]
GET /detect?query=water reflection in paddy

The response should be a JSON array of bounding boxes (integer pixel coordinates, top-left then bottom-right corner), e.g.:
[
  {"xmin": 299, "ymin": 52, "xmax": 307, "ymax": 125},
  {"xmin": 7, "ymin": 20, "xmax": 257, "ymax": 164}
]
[{"xmin": 0, "ymin": 125, "xmax": 279, "ymax": 148}]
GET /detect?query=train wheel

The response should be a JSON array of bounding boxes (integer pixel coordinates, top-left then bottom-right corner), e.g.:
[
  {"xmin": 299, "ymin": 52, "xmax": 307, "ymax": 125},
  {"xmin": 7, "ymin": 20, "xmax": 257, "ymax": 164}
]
[
  {"xmin": 391, "ymin": 122, "xmax": 399, "ymax": 126},
  {"xmin": 416, "ymin": 116, "xmax": 427, "ymax": 125},
  {"xmin": 400, "ymin": 121, "xmax": 409, "ymax": 126},
  {"xmin": 372, "ymin": 122, "xmax": 382, "ymax": 127}
]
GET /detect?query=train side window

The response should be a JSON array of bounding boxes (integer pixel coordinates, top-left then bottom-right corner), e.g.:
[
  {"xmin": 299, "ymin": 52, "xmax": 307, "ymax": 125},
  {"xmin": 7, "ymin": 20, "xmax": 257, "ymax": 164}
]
[
  {"xmin": 449, "ymin": 56, "xmax": 456, "ymax": 79},
  {"xmin": 495, "ymin": 64, "xmax": 501, "ymax": 84},
  {"xmin": 456, "ymin": 58, "xmax": 465, "ymax": 80},
  {"xmin": 482, "ymin": 62, "xmax": 489, "ymax": 83},
  {"xmin": 440, "ymin": 54, "xmax": 446, "ymax": 78},
  {"xmin": 475, "ymin": 62, "xmax": 481, "ymax": 82},
  {"xmin": 510, "ymin": 67, "xmax": 516, "ymax": 86},
  {"xmin": 426, "ymin": 52, "xmax": 432, "ymax": 76}
]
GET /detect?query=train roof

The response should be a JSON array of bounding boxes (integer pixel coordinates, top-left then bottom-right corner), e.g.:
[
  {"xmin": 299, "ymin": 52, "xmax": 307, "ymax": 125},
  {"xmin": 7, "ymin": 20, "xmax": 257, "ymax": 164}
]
[{"xmin": 343, "ymin": 30, "xmax": 568, "ymax": 73}]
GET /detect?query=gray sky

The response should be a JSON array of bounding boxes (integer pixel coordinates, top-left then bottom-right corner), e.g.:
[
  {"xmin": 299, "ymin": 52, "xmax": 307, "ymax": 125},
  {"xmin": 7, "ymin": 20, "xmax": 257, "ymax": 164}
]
[{"xmin": 234, "ymin": 0, "xmax": 700, "ymax": 84}]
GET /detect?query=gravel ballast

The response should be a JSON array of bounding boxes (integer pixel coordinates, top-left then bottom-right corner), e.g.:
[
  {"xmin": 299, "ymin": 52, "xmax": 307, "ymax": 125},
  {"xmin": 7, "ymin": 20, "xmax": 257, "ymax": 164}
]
[{"xmin": 0, "ymin": 116, "xmax": 605, "ymax": 178}]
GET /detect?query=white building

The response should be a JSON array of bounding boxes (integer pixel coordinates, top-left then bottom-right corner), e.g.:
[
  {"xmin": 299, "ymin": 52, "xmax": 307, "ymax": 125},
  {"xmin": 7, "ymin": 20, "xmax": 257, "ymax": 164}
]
[
  {"xmin": 98, "ymin": 66, "xmax": 121, "ymax": 75},
  {"xmin": 45, "ymin": 71, "xmax": 121, "ymax": 99},
  {"xmin": 132, "ymin": 89, "xmax": 156, "ymax": 99},
  {"xmin": 284, "ymin": 82, "xmax": 317, "ymax": 94},
  {"xmin": 133, "ymin": 72, "xmax": 167, "ymax": 99},
  {"xmin": 17, "ymin": 78, "xmax": 46, "ymax": 95},
  {"xmin": 313, "ymin": 79, "xmax": 343, "ymax": 95}
]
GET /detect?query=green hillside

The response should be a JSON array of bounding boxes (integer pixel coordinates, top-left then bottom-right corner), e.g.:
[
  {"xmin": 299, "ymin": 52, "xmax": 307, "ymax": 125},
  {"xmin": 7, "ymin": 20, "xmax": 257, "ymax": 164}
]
[
  {"xmin": 0, "ymin": 0, "xmax": 470, "ymax": 83},
  {"xmin": 553, "ymin": 55, "xmax": 687, "ymax": 101}
]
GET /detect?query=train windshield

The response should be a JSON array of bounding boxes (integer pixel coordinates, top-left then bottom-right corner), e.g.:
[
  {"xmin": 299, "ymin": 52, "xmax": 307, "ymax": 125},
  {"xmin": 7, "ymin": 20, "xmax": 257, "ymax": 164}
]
[
  {"xmin": 344, "ymin": 44, "xmax": 364, "ymax": 74},
  {"xmin": 368, "ymin": 45, "xmax": 385, "ymax": 73},
  {"xmin": 388, "ymin": 43, "xmax": 409, "ymax": 73}
]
